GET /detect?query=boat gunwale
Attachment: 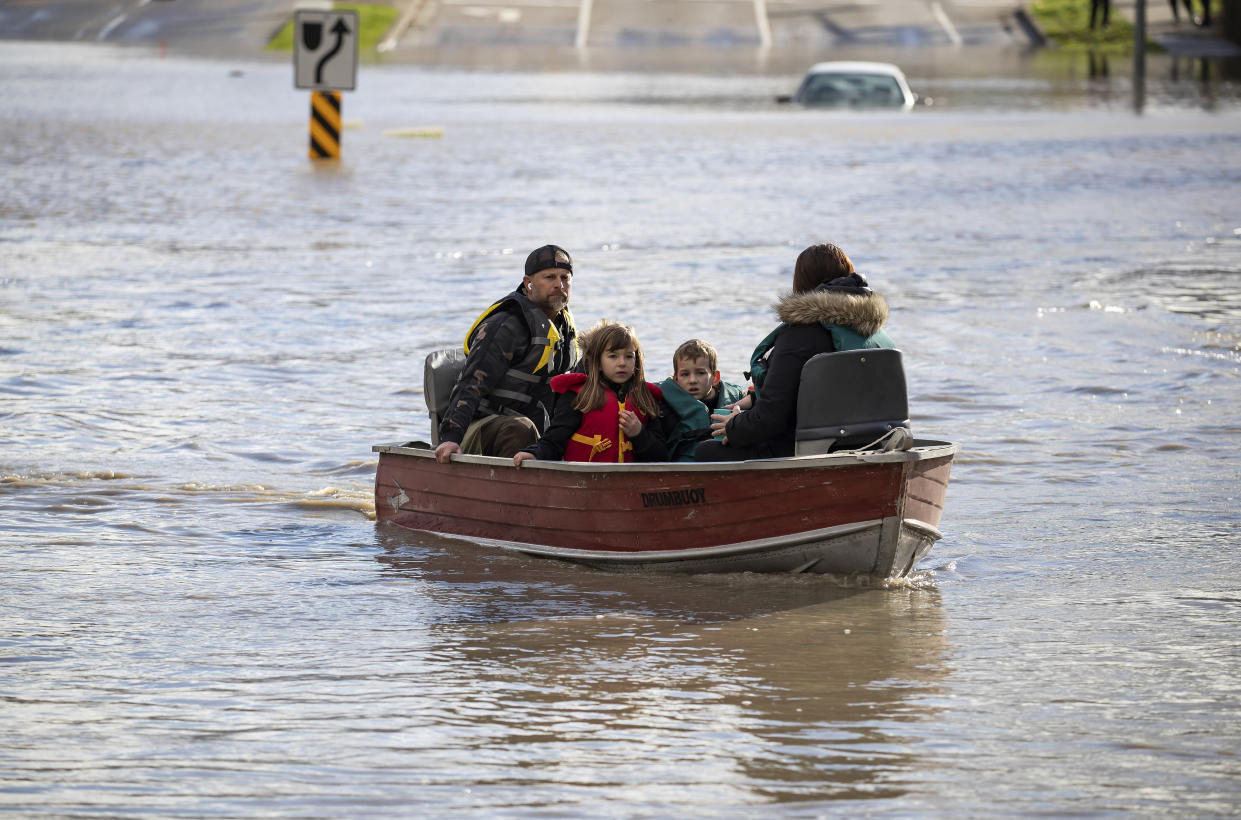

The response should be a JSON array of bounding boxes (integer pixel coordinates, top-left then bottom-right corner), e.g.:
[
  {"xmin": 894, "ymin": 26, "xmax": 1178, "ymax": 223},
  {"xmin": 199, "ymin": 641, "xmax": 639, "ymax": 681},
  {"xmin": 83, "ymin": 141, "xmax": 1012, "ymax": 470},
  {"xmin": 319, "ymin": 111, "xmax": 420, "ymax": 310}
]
[{"xmin": 372, "ymin": 440, "xmax": 960, "ymax": 473}]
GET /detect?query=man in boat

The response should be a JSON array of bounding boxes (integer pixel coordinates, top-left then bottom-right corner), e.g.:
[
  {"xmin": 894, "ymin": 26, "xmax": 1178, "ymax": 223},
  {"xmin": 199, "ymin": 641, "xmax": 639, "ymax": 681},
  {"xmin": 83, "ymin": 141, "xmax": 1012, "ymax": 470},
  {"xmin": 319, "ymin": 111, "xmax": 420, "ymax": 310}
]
[{"xmin": 434, "ymin": 245, "xmax": 580, "ymax": 463}]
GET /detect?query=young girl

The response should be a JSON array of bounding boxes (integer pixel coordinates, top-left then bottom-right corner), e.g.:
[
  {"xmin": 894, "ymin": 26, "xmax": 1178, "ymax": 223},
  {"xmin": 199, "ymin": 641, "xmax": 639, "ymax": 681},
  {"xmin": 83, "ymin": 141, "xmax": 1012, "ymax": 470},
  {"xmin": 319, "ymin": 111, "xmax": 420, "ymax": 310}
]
[{"xmin": 514, "ymin": 321, "xmax": 667, "ymax": 465}]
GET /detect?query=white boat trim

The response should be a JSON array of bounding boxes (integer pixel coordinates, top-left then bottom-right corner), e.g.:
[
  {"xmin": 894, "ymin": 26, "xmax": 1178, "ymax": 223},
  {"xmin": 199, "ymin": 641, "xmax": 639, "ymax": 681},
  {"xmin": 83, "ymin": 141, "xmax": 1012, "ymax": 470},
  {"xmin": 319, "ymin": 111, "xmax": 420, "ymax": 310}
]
[{"xmin": 395, "ymin": 517, "xmax": 942, "ymax": 565}]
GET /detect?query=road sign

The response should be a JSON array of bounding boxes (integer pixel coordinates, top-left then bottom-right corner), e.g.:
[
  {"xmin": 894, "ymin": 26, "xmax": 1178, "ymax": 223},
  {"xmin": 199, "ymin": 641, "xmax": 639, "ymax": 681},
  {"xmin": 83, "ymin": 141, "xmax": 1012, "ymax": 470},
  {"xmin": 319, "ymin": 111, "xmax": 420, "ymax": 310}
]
[
  {"xmin": 308, "ymin": 91, "xmax": 342, "ymax": 159},
  {"xmin": 294, "ymin": 10, "xmax": 358, "ymax": 92}
]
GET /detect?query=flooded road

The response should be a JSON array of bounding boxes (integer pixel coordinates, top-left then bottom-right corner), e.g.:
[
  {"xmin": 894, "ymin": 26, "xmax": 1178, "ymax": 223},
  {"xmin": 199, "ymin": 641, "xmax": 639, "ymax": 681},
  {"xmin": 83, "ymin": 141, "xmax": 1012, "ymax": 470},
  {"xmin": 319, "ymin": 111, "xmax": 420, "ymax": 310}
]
[{"xmin": 2, "ymin": 42, "xmax": 1240, "ymax": 817}]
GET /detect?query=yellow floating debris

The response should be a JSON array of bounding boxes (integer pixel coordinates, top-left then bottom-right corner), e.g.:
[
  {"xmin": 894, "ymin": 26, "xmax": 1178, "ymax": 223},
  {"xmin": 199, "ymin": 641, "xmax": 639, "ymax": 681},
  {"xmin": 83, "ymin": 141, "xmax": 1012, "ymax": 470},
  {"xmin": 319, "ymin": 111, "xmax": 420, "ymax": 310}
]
[
  {"xmin": 383, "ymin": 126, "xmax": 445, "ymax": 139},
  {"xmin": 342, "ymin": 118, "xmax": 364, "ymax": 130}
]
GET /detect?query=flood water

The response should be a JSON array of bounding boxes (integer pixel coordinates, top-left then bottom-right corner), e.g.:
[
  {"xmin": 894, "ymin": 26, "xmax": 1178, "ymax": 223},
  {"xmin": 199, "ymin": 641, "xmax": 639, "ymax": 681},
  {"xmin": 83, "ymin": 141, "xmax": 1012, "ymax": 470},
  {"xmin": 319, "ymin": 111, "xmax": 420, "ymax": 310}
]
[{"xmin": 3, "ymin": 41, "xmax": 1240, "ymax": 817}]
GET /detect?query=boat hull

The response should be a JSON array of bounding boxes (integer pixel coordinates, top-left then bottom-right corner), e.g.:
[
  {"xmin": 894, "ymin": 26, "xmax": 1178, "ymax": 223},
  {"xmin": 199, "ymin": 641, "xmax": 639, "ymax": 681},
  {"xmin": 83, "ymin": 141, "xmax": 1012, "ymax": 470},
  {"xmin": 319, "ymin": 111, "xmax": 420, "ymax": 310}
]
[{"xmin": 373, "ymin": 441, "xmax": 957, "ymax": 578}]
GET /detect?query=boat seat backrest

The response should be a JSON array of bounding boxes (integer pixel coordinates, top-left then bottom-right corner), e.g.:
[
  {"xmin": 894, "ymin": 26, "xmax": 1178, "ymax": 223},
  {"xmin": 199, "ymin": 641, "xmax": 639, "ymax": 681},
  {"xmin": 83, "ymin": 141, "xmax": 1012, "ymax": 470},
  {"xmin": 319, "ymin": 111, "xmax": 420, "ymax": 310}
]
[
  {"xmin": 424, "ymin": 347, "xmax": 466, "ymax": 447},
  {"xmin": 794, "ymin": 349, "xmax": 910, "ymax": 455}
]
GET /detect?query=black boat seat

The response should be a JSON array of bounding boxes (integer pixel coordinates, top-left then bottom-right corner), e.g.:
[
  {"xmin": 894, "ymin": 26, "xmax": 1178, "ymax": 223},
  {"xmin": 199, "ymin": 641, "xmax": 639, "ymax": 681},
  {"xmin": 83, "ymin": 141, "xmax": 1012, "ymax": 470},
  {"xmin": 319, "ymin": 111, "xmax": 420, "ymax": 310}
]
[
  {"xmin": 794, "ymin": 348, "xmax": 911, "ymax": 455},
  {"xmin": 424, "ymin": 347, "xmax": 466, "ymax": 447}
]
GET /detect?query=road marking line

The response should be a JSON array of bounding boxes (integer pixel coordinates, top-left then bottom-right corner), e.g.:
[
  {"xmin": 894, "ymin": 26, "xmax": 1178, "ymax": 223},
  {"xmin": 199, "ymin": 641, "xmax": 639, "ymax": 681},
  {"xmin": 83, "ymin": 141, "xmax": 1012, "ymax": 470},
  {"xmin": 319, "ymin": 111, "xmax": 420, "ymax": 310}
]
[{"xmin": 930, "ymin": 1, "xmax": 963, "ymax": 46}]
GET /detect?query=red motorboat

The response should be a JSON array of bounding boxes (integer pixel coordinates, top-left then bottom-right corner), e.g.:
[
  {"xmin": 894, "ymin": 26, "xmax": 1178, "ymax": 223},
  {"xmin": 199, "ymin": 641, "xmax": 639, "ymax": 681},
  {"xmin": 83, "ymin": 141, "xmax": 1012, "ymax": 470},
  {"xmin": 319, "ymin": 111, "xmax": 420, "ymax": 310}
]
[
  {"xmin": 372, "ymin": 439, "xmax": 957, "ymax": 578},
  {"xmin": 377, "ymin": 346, "xmax": 958, "ymax": 578}
]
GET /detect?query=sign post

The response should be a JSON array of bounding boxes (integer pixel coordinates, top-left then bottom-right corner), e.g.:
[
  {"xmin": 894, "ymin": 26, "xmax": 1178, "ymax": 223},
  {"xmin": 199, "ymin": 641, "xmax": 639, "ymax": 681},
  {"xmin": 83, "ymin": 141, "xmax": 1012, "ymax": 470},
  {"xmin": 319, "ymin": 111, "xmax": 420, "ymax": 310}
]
[
  {"xmin": 294, "ymin": 9, "xmax": 358, "ymax": 159},
  {"xmin": 1133, "ymin": 0, "xmax": 1146, "ymax": 114}
]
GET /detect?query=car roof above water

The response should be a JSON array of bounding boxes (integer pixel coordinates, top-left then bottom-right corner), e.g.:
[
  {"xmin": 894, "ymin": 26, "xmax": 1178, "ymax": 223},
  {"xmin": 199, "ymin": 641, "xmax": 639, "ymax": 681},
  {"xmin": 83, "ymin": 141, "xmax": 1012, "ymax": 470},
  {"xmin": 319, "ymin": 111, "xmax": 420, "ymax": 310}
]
[{"xmin": 804, "ymin": 61, "xmax": 908, "ymax": 78}]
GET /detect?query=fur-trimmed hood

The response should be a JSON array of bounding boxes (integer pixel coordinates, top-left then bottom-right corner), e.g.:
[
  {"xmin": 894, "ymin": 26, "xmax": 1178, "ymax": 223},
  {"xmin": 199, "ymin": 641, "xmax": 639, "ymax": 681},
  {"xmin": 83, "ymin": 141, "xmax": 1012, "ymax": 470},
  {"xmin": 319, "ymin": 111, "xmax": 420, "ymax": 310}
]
[{"xmin": 775, "ymin": 289, "xmax": 889, "ymax": 337}]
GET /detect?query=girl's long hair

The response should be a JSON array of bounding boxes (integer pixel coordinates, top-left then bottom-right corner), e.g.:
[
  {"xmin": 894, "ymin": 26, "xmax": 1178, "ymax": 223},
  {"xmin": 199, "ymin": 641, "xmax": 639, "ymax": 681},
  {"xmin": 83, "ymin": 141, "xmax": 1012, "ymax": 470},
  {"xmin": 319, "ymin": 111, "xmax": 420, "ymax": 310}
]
[{"xmin": 574, "ymin": 320, "xmax": 658, "ymax": 417}]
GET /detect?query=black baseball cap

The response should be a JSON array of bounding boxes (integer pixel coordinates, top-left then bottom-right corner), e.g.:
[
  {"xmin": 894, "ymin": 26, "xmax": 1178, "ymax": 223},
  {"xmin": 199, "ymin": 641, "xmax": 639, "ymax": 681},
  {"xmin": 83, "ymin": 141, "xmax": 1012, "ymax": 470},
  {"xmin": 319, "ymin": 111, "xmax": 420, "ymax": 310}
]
[{"xmin": 524, "ymin": 245, "xmax": 573, "ymax": 278}]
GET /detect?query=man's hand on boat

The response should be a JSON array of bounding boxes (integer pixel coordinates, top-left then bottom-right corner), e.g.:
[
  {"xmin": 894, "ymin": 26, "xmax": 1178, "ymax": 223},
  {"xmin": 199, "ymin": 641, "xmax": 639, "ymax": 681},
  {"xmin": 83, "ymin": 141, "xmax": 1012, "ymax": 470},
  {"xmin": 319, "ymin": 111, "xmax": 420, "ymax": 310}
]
[
  {"xmin": 513, "ymin": 451, "xmax": 536, "ymax": 468},
  {"xmin": 435, "ymin": 441, "xmax": 460, "ymax": 464}
]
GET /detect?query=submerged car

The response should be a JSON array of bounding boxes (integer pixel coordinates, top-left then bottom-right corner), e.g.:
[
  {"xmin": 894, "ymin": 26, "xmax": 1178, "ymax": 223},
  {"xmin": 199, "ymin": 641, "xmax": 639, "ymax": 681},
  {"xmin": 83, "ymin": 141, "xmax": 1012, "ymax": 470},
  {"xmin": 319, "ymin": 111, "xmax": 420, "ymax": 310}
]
[{"xmin": 779, "ymin": 61, "xmax": 920, "ymax": 109}]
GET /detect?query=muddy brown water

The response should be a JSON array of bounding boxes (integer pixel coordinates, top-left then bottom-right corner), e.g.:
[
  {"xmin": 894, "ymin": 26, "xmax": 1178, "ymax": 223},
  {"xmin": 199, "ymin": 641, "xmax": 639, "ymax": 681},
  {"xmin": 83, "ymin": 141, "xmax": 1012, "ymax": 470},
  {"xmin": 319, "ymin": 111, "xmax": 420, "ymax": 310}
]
[{"xmin": 2, "ymin": 42, "xmax": 1240, "ymax": 817}]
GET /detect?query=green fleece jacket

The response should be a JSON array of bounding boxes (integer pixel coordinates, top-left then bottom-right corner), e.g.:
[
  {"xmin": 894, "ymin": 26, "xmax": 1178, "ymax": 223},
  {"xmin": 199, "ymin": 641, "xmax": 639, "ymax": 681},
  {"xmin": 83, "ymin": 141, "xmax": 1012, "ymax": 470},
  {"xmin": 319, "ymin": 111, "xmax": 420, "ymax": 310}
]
[{"xmin": 657, "ymin": 378, "xmax": 749, "ymax": 461}]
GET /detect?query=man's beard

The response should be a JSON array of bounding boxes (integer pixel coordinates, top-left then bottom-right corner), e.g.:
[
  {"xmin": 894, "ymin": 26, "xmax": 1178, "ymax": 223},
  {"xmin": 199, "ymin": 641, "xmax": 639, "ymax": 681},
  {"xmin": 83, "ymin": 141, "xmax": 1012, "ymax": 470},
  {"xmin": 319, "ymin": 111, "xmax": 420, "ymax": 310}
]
[{"xmin": 540, "ymin": 293, "xmax": 567, "ymax": 313}]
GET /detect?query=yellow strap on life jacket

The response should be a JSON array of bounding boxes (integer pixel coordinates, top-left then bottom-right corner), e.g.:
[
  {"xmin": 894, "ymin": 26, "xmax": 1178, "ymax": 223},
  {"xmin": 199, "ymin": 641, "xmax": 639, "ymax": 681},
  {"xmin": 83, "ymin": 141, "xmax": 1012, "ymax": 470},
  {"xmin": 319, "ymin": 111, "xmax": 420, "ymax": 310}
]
[
  {"xmin": 463, "ymin": 304, "xmax": 577, "ymax": 376},
  {"xmin": 616, "ymin": 399, "xmax": 633, "ymax": 462},
  {"xmin": 532, "ymin": 322, "xmax": 559, "ymax": 374},
  {"xmin": 570, "ymin": 433, "xmax": 612, "ymax": 460},
  {"xmin": 463, "ymin": 301, "xmax": 502, "ymax": 356},
  {"xmin": 538, "ymin": 307, "xmax": 579, "ymax": 372}
]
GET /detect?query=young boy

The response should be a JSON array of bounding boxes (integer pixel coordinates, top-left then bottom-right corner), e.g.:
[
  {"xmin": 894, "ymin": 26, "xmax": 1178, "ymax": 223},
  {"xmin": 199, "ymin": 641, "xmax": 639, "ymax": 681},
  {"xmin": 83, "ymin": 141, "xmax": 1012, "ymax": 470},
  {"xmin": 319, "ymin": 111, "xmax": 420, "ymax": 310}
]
[{"xmin": 657, "ymin": 339, "xmax": 749, "ymax": 461}]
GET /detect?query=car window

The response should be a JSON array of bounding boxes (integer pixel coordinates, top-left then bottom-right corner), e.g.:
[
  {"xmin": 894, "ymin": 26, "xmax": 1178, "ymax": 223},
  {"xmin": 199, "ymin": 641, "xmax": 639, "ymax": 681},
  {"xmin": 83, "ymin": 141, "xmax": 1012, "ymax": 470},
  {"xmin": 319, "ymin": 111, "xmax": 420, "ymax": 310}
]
[{"xmin": 798, "ymin": 73, "xmax": 904, "ymax": 106}]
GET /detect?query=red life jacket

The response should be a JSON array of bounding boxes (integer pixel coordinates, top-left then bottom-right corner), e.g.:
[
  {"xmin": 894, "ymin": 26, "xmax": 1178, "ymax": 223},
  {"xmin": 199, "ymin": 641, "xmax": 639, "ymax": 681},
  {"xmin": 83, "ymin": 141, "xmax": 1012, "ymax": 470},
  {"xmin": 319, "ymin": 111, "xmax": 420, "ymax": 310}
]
[{"xmin": 551, "ymin": 373, "xmax": 663, "ymax": 463}]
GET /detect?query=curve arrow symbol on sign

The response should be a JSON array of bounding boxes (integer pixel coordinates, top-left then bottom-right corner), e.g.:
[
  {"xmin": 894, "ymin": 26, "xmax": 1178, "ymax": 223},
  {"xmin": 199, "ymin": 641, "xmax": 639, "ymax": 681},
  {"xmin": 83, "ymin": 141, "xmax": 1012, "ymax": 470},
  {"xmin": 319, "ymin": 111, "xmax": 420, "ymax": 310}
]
[{"xmin": 314, "ymin": 18, "xmax": 350, "ymax": 85}]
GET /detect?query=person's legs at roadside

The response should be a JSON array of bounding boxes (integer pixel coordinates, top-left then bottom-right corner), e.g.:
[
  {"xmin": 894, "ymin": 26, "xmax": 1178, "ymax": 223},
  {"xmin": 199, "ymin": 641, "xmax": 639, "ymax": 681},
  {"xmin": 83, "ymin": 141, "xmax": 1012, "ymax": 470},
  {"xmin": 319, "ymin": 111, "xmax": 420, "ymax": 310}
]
[{"xmin": 1090, "ymin": 0, "xmax": 1109, "ymax": 28}]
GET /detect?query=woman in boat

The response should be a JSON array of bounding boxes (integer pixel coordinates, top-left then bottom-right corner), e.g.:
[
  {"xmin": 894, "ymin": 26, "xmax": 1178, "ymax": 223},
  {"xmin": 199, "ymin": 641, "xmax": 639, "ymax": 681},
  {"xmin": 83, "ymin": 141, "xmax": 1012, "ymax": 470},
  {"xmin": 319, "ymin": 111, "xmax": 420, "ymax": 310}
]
[
  {"xmin": 694, "ymin": 243, "xmax": 894, "ymax": 462},
  {"xmin": 514, "ymin": 321, "xmax": 667, "ymax": 465}
]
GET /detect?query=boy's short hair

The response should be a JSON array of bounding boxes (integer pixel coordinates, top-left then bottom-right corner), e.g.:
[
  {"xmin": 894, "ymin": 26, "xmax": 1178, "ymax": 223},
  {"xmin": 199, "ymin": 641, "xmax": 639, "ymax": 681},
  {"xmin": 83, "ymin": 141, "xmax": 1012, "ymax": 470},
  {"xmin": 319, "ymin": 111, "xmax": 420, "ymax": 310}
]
[{"xmin": 673, "ymin": 339, "xmax": 718, "ymax": 372}]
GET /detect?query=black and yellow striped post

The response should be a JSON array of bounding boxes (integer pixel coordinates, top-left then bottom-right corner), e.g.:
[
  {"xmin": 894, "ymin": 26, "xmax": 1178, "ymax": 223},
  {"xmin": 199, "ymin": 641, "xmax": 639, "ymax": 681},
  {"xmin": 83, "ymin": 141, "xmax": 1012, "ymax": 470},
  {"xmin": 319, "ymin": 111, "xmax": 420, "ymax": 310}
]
[{"xmin": 308, "ymin": 91, "xmax": 342, "ymax": 160}]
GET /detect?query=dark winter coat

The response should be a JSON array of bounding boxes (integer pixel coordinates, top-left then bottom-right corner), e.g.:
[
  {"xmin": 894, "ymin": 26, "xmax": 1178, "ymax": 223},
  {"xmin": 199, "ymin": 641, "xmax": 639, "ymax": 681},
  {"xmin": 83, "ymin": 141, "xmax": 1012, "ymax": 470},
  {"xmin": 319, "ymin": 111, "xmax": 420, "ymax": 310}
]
[{"xmin": 697, "ymin": 287, "xmax": 892, "ymax": 461}]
